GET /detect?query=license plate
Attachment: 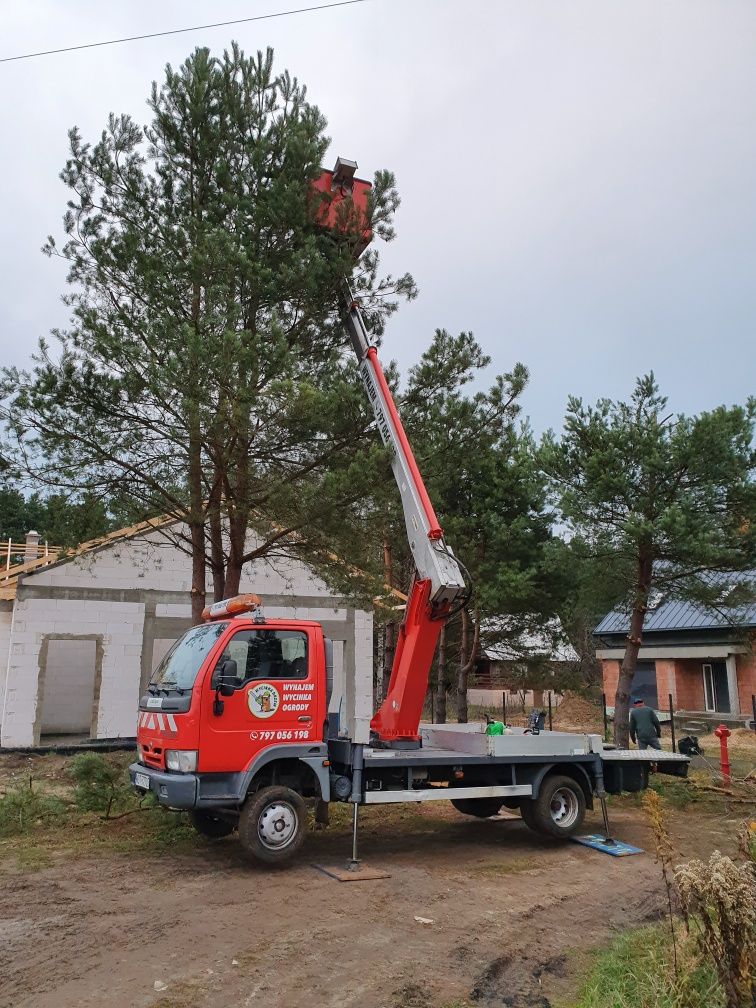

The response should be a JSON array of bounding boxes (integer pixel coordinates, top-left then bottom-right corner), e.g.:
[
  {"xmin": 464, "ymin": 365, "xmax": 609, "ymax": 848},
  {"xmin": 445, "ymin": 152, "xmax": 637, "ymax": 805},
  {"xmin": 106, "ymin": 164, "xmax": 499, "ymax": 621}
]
[{"xmin": 135, "ymin": 772, "xmax": 150, "ymax": 791}]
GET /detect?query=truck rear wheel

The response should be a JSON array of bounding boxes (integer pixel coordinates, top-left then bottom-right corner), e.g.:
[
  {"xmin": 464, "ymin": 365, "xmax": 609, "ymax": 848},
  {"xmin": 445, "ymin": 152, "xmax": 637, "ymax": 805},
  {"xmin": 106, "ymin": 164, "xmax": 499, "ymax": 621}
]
[
  {"xmin": 450, "ymin": 797, "xmax": 504, "ymax": 818},
  {"xmin": 189, "ymin": 810, "xmax": 235, "ymax": 839},
  {"xmin": 521, "ymin": 774, "xmax": 586, "ymax": 839},
  {"xmin": 238, "ymin": 786, "xmax": 308, "ymax": 866}
]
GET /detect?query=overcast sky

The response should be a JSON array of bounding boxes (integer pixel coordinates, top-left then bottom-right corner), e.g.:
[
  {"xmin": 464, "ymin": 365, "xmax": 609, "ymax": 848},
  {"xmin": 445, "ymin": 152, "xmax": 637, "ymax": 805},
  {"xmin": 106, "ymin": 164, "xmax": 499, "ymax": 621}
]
[{"xmin": 2, "ymin": 1, "xmax": 755, "ymax": 435}]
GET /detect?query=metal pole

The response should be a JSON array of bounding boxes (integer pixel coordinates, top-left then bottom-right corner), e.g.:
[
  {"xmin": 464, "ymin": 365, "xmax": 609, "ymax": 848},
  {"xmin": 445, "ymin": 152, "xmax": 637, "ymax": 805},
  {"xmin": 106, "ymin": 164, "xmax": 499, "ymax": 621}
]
[
  {"xmin": 668, "ymin": 693, "xmax": 676, "ymax": 753},
  {"xmin": 347, "ymin": 743, "xmax": 365, "ymax": 870},
  {"xmin": 502, "ymin": 691, "xmax": 507, "ymax": 725},
  {"xmin": 349, "ymin": 803, "xmax": 360, "ymax": 867},
  {"xmin": 752, "ymin": 694, "xmax": 755, "ymax": 732},
  {"xmin": 593, "ymin": 759, "xmax": 616, "ymax": 846},
  {"xmin": 601, "ymin": 692, "xmax": 609, "ymax": 742},
  {"xmin": 547, "ymin": 692, "xmax": 553, "ymax": 732}
]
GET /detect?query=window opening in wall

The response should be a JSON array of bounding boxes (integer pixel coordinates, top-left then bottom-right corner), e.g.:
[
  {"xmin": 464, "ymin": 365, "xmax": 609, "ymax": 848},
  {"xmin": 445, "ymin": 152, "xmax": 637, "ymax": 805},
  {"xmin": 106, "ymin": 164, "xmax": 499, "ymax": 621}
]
[{"xmin": 630, "ymin": 660, "xmax": 658, "ymax": 709}]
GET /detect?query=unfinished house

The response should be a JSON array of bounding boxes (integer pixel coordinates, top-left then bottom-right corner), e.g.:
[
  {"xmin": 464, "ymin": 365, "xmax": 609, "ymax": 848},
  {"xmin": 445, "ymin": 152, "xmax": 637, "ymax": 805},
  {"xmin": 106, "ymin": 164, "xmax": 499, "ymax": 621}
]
[{"xmin": 0, "ymin": 521, "xmax": 373, "ymax": 748}]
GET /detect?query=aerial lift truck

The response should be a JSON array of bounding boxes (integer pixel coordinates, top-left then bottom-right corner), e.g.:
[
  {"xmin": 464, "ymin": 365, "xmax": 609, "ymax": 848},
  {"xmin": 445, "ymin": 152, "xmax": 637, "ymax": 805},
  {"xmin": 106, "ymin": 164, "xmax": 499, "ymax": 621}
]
[{"xmin": 130, "ymin": 159, "xmax": 688, "ymax": 866}]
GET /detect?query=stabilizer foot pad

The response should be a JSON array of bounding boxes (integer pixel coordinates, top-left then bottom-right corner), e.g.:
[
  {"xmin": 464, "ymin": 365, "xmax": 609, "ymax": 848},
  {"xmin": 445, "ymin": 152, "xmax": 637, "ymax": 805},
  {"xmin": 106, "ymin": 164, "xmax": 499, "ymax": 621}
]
[
  {"xmin": 571, "ymin": 834, "xmax": 644, "ymax": 857},
  {"xmin": 311, "ymin": 862, "xmax": 391, "ymax": 882}
]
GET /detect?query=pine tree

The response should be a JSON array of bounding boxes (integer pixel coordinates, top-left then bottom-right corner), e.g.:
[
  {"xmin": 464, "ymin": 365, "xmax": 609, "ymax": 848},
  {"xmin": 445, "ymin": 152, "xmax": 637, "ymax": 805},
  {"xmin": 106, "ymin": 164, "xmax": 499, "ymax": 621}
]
[
  {"xmin": 1, "ymin": 45, "xmax": 413, "ymax": 621},
  {"xmin": 541, "ymin": 375, "xmax": 755, "ymax": 746}
]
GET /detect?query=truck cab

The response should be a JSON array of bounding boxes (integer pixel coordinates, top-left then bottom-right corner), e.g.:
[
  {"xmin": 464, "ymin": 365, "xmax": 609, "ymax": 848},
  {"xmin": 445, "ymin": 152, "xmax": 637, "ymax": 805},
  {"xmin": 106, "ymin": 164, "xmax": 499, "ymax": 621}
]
[{"xmin": 131, "ymin": 602, "xmax": 332, "ymax": 862}]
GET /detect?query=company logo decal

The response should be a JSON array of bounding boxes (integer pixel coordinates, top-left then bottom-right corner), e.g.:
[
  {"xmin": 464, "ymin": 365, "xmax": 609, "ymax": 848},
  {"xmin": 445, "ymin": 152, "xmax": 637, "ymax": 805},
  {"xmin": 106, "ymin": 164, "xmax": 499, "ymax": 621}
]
[{"xmin": 247, "ymin": 682, "xmax": 280, "ymax": 719}]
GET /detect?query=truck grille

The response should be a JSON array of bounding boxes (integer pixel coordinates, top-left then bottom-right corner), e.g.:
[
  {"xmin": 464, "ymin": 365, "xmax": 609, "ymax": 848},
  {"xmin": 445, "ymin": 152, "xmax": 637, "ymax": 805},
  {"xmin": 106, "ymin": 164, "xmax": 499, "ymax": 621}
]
[{"xmin": 140, "ymin": 743, "xmax": 164, "ymax": 769}]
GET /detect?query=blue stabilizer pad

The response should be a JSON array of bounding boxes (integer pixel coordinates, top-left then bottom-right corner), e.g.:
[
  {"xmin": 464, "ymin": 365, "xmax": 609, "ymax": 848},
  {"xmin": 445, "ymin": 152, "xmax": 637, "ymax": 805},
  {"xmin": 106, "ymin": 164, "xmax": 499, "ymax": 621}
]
[{"xmin": 571, "ymin": 834, "xmax": 644, "ymax": 857}]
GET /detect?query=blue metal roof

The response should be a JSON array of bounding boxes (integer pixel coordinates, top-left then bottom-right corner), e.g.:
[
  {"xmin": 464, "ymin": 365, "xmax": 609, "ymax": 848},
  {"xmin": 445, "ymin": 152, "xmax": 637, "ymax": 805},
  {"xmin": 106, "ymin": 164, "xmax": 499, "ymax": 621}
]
[{"xmin": 594, "ymin": 570, "xmax": 756, "ymax": 635}]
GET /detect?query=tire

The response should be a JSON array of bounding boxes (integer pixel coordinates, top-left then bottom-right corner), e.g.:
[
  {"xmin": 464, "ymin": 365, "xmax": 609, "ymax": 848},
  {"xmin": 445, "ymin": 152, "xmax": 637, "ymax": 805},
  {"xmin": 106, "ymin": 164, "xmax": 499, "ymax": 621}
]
[
  {"xmin": 189, "ymin": 810, "xmax": 235, "ymax": 839},
  {"xmin": 238, "ymin": 786, "xmax": 308, "ymax": 866},
  {"xmin": 520, "ymin": 774, "xmax": 586, "ymax": 840},
  {"xmin": 450, "ymin": 797, "xmax": 504, "ymax": 818}
]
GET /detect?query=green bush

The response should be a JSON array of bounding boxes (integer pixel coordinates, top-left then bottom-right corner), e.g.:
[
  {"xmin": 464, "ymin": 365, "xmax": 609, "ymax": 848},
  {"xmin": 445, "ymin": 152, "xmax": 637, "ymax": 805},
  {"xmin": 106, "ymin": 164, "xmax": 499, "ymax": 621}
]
[
  {"xmin": 67, "ymin": 752, "xmax": 139, "ymax": 817},
  {"xmin": 569, "ymin": 925, "xmax": 723, "ymax": 1008},
  {"xmin": 0, "ymin": 779, "xmax": 68, "ymax": 837}
]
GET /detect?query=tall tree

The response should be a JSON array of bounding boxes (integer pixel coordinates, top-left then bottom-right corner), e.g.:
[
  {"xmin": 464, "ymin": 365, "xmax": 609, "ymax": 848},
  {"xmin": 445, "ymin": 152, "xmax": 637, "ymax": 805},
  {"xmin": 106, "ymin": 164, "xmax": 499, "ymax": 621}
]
[
  {"xmin": 541, "ymin": 375, "xmax": 755, "ymax": 746},
  {"xmin": 545, "ymin": 535, "xmax": 628, "ymax": 692},
  {"xmin": 0, "ymin": 485, "xmax": 46, "ymax": 544},
  {"xmin": 1, "ymin": 45, "xmax": 413, "ymax": 622}
]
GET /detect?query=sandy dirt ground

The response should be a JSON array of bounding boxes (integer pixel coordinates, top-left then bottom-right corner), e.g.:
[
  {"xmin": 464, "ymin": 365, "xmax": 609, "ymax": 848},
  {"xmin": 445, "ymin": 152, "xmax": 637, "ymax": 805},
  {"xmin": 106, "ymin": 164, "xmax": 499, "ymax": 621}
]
[{"xmin": 0, "ymin": 785, "xmax": 747, "ymax": 1008}]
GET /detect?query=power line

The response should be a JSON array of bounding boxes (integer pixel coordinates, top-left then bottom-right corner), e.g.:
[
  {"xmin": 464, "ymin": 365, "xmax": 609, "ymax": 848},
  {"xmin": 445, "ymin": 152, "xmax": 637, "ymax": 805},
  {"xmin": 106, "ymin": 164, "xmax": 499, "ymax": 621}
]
[{"xmin": 0, "ymin": 0, "xmax": 370, "ymax": 64}]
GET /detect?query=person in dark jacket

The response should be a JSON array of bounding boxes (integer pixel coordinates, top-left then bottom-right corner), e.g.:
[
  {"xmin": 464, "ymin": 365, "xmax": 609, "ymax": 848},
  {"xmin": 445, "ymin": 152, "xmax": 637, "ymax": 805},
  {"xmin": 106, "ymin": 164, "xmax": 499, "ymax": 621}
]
[{"xmin": 629, "ymin": 697, "xmax": 662, "ymax": 750}]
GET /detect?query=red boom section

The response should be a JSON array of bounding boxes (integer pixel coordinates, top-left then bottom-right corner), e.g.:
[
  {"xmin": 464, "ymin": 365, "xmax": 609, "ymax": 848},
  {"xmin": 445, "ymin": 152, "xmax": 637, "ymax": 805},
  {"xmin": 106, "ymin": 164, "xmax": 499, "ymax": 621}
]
[
  {"xmin": 370, "ymin": 578, "xmax": 443, "ymax": 742},
  {"xmin": 364, "ymin": 347, "xmax": 443, "ymax": 540}
]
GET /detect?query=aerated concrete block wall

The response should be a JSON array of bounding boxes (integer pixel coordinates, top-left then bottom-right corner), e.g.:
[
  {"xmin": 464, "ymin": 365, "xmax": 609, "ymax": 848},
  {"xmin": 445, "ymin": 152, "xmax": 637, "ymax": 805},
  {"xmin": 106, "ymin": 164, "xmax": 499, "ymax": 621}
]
[
  {"xmin": 1, "ymin": 525, "xmax": 374, "ymax": 748},
  {"xmin": 1, "ymin": 597, "xmax": 145, "ymax": 747}
]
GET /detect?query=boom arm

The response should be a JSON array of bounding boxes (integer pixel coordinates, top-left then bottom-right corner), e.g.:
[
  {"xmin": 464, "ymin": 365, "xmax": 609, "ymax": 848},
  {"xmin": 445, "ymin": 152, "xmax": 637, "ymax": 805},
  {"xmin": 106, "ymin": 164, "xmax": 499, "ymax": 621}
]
[{"xmin": 343, "ymin": 288, "xmax": 468, "ymax": 743}]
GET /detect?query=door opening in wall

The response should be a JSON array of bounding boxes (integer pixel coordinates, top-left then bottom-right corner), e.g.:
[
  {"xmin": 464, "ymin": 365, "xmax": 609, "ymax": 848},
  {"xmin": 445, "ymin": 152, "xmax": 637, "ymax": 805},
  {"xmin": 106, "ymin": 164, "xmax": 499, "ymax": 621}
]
[
  {"xmin": 39, "ymin": 638, "xmax": 99, "ymax": 744},
  {"xmin": 702, "ymin": 662, "xmax": 730, "ymax": 714}
]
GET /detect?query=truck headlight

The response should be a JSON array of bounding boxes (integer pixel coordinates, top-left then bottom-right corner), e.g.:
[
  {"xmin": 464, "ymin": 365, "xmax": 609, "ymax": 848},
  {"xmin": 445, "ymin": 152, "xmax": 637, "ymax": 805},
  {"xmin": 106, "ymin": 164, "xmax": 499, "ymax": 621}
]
[{"xmin": 165, "ymin": 750, "xmax": 198, "ymax": 773}]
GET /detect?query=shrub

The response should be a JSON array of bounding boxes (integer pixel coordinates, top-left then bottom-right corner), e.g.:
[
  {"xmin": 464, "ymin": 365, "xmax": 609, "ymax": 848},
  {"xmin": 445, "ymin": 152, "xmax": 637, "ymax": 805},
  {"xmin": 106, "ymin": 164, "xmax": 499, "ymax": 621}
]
[
  {"xmin": 0, "ymin": 779, "xmax": 68, "ymax": 837},
  {"xmin": 675, "ymin": 851, "xmax": 755, "ymax": 1008},
  {"xmin": 67, "ymin": 752, "xmax": 139, "ymax": 817}
]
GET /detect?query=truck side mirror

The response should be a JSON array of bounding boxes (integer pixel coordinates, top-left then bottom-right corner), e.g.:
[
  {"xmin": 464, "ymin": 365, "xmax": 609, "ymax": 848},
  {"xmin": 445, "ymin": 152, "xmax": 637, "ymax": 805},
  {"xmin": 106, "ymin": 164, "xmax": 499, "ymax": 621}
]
[
  {"xmin": 212, "ymin": 659, "xmax": 238, "ymax": 715},
  {"xmin": 217, "ymin": 658, "xmax": 238, "ymax": 696}
]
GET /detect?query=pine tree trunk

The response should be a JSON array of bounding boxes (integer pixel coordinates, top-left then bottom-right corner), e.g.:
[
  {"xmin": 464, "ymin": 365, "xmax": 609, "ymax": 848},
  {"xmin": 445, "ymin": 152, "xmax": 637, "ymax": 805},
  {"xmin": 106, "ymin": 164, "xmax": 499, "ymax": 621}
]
[
  {"xmin": 189, "ymin": 518, "xmax": 206, "ymax": 625},
  {"xmin": 457, "ymin": 609, "xmax": 470, "ymax": 723},
  {"xmin": 614, "ymin": 551, "xmax": 653, "ymax": 747},
  {"xmin": 457, "ymin": 609, "xmax": 480, "ymax": 724},
  {"xmin": 381, "ymin": 541, "xmax": 395, "ymax": 699},
  {"xmin": 187, "ymin": 149, "xmax": 206, "ymax": 626},
  {"xmin": 435, "ymin": 623, "xmax": 447, "ymax": 723},
  {"xmin": 208, "ymin": 473, "xmax": 225, "ymax": 603},
  {"xmin": 383, "ymin": 620, "xmax": 396, "ymax": 700},
  {"xmin": 222, "ymin": 500, "xmax": 248, "ymax": 598}
]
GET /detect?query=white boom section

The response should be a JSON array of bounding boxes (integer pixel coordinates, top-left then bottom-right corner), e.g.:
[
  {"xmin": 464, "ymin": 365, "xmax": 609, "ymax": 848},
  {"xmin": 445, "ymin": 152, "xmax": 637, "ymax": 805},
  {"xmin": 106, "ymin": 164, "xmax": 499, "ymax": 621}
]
[{"xmin": 342, "ymin": 288, "xmax": 467, "ymax": 610}]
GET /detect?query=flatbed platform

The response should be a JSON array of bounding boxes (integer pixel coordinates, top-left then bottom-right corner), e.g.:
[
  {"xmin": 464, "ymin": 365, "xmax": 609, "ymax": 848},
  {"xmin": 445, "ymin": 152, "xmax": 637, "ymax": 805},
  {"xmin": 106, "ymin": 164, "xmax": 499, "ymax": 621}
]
[{"xmin": 359, "ymin": 723, "xmax": 689, "ymax": 773}]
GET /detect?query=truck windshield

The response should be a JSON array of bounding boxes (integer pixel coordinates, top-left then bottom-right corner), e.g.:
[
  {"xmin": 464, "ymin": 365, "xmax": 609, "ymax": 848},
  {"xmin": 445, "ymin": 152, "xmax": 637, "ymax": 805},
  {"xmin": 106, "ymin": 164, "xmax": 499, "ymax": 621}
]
[{"xmin": 150, "ymin": 622, "xmax": 228, "ymax": 692}]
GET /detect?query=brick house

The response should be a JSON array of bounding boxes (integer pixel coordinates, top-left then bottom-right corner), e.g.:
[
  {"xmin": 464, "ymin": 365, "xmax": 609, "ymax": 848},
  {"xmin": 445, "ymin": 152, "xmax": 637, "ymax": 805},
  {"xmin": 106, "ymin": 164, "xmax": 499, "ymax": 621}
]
[
  {"xmin": 595, "ymin": 576, "xmax": 756, "ymax": 726},
  {"xmin": 0, "ymin": 519, "xmax": 373, "ymax": 748}
]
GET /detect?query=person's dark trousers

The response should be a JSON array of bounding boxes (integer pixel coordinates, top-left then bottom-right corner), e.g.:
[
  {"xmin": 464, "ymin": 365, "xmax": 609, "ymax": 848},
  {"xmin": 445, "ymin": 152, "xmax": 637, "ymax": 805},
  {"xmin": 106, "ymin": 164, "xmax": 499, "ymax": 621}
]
[{"xmin": 638, "ymin": 737, "xmax": 661, "ymax": 750}]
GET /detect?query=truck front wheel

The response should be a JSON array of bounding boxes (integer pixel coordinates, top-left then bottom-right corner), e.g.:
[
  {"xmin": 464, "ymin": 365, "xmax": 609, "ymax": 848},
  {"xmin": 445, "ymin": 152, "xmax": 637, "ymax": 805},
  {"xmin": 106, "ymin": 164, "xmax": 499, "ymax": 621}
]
[
  {"xmin": 450, "ymin": 797, "xmax": 504, "ymax": 818},
  {"xmin": 521, "ymin": 774, "xmax": 586, "ymax": 839},
  {"xmin": 238, "ymin": 786, "xmax": 308, "ymax": 866}
]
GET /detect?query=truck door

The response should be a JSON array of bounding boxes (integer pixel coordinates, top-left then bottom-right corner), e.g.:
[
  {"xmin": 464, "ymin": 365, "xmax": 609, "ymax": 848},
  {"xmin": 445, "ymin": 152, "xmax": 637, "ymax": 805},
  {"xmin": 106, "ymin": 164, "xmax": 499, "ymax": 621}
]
[{"xmin": 199, "ymin": 625, "xmax": 321, "ymax": 772}]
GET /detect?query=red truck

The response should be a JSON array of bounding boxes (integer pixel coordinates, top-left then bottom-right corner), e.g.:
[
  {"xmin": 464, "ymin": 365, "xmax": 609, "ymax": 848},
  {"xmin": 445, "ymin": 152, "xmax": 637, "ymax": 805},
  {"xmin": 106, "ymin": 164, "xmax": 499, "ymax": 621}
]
[{"xmin": 129, "ymin": 160, "xmax": 688, "ymax": 866}]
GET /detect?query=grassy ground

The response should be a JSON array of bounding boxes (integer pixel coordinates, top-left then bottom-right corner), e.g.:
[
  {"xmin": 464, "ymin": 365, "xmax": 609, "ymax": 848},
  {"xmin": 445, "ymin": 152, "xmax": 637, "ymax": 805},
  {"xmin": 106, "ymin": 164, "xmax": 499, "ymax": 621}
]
[{"xmin": 560, "ymin": 924, "xmax": 725, "ymax": 1008}]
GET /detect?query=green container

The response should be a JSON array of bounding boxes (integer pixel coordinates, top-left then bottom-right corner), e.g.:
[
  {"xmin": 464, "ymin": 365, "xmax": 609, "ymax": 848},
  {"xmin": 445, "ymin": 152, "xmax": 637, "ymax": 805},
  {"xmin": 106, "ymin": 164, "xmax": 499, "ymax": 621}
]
[{"xmin": 485, "ymin": 720, "xmax": 505, "ymax": 736}]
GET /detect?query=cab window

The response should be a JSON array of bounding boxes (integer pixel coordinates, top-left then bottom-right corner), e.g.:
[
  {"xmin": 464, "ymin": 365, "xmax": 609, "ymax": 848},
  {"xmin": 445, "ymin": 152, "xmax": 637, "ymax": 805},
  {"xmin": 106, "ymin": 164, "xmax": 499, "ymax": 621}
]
[{"xmin": 214, "ymin": 629, "xmax": 308, "ymax": 686}]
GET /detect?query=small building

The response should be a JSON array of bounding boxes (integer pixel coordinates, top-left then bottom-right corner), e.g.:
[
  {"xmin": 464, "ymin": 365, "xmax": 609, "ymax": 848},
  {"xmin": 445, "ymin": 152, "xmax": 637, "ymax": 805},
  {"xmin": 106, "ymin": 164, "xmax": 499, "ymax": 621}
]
[
  {"xmin": 0, "ymin": 520, "xmax": 373, "ymax": 748},
  {"xmin": 595, "ymin": 577, "xmax": 756, "ymax": 726},
  {"xmin": 469, "ymin": 618, "xmax": 578, "ymax": 709}
]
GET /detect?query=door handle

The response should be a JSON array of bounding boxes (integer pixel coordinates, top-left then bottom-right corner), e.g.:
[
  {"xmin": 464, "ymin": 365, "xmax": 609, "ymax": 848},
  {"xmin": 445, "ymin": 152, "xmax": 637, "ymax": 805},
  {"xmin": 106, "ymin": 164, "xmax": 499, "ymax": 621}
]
[{"xmin": 298, "ymin": 715, "xmax": 312, "ymax": 723}]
